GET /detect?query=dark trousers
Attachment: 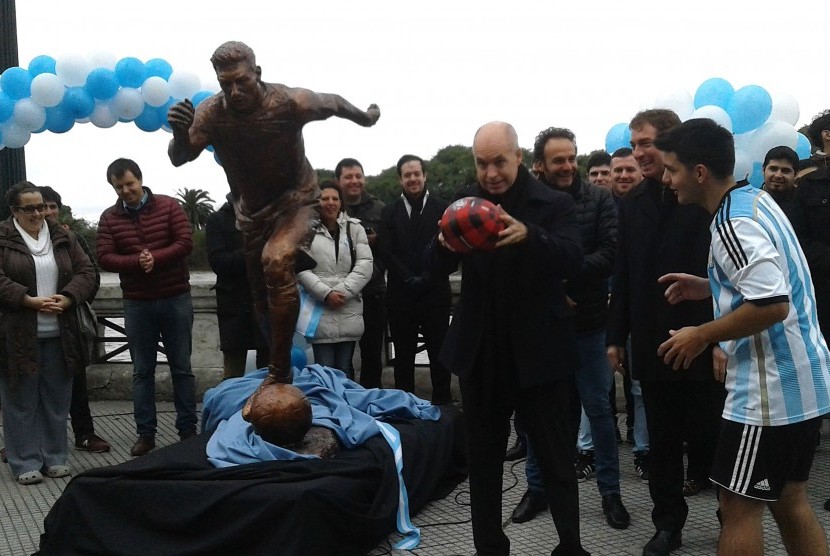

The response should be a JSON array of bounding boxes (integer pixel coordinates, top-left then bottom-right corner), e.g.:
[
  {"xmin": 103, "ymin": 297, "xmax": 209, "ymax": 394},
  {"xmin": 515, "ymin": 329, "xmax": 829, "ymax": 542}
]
[
  {"xmin": 640, "ymin": 379, "xmax": 726, "ymax": 533},
  {"xmin": 462, "ymin": 374, "xmax": 583, "ymax": 555},
  {"xmin": 387, "ymin": 302, "xmax": 452, "ymax": 403},
  {"xmin": 69, "ymin": 369, "xmax": 94, "ymax": 441},
  {"xmin": 358, "ymin": 291, "xmax": 386, "ymax": 389}
]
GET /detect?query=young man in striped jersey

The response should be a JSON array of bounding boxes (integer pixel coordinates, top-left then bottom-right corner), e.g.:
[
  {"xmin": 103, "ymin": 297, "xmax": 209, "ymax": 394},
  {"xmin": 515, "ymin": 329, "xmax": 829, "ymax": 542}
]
[{"xmin": 654, "ymin": 118, "xmax": 830, "ymax": 556}]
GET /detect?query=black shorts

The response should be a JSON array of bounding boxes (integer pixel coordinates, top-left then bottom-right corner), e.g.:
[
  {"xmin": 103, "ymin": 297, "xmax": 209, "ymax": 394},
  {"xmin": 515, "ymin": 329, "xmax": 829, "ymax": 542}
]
[{"xmin": 710, "ymin": 417, "xmax": 821, "ymax": 501}]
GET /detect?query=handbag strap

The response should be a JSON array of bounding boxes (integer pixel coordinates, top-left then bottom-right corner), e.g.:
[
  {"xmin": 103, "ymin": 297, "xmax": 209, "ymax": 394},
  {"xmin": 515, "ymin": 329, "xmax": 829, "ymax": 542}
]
[{"xmin": 345, "ymin": 221, "xmax": 356, "ymax": 271}]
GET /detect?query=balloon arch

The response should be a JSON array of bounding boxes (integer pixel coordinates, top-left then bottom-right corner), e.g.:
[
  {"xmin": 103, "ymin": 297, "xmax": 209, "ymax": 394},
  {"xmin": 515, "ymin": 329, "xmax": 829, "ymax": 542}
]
[
  {"xmin": 0, "ymin": 53, "xmax": 216, "ymax": 152},
  {"xmin": 604, "ymin": 78, "xmax": 813, "ymax": 188},
  {"xmin": 0, "ymin": 58, "xmax": 814, "ymax": 185}
]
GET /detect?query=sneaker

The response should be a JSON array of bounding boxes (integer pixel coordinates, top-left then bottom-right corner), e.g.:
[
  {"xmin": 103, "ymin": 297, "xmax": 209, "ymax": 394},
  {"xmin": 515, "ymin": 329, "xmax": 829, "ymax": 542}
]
[
  {"xmin": 43, "ymin": 465, "xmax": 71, "ymax": 478},
  {"xmin": 17, "ymin": 470, "xmax": 43, "ymax": 485},
  {"xmin": 634, "ymin": 451, "xmax": 650, "ymax": 482},
  {"xmin": 575, "ymin": 451, "xmax": 596, "ymax": 482},
  {"xmin": 75, "ymin": 434, "xmax": 111, "ymax": 453}
]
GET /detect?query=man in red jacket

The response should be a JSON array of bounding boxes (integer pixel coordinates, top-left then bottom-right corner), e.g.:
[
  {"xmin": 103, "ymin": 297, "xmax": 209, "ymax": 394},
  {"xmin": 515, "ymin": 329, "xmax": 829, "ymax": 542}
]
[{"xmin": 97, "ymin": 158, "xmax": 197, "ymax": 457}]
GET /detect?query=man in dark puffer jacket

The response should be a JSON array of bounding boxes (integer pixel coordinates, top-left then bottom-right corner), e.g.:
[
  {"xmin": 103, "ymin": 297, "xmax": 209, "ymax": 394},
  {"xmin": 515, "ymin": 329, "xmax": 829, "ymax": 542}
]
[
  {"xmin": 509, "ymin": 127, "xmax": 629, "ymax": 530},
  {"xmin": 97, "ymin": 158, "xmax": 197, "ymax": 458}
]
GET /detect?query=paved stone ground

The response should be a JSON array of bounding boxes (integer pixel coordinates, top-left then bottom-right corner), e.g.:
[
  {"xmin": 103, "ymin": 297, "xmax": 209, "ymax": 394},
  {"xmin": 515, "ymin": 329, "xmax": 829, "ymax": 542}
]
[{"xmin": 1, "ymin": 399, "xmax": 829, "ymax": 555}]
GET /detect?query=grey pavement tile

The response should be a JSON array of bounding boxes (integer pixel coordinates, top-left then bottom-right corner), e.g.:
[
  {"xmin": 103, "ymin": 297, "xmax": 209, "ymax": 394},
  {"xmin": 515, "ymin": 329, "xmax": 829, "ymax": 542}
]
[{"xmin": 1, "ymin": 404, "xmax": 829, "ymax": 555}]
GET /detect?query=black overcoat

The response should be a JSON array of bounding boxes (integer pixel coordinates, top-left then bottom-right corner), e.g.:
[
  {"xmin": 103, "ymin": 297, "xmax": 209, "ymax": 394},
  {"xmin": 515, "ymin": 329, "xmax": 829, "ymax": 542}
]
[{"xmin": 433, "ymin": 167, "xmax": 583, "ymax": 388}]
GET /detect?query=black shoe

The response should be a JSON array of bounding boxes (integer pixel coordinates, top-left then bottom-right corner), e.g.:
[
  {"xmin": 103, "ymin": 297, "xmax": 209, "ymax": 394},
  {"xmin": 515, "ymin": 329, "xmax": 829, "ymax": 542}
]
[
  {"xmin": 179, "ymin": 430, "xmax": 197, "ymax": 441},
  {"xmin": 642, "ymin": 530, "xmax": 682, "ymax": 556},
  {"xmin": 130, "ymin": 434, "xmax": 156, "ymax": 457},
  {"xmin": 504, "ymin": 438, "xmax": 527, "ymax": 461},
  {"xmin": 634, "ymin": 451, "xmax": 650, "ymax": 482},
  {"xmin": 575, "ymin": 451, "xmax": 596, "ymax": 482},
  {"xmin": 602, "ymin": 493, "xmax": 631, "ymax": 529},
  {"xmin": 511, "ymin": 490, "xmax": 547, "ymax": 523},
  {"xmin": 824, "ymin": 498, "xmax": 830, "ymax": 512}
]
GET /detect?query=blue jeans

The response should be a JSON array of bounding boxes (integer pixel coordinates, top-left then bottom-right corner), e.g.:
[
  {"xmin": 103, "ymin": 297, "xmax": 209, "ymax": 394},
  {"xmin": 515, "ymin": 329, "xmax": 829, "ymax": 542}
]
[
  {"xmin": 124, "ymin": 292, "xmax": 197, "ymax": 436},
  {"xmin": 630, "ymin": 378, "xmax": 649, "ymax": 453},
  {"xmin": 312, "ymin": 341, "xmax": 356, "ymax": 379},
  {"xmin": 527, "ymin": 329, "xmax": 621, "ymax": 496}
]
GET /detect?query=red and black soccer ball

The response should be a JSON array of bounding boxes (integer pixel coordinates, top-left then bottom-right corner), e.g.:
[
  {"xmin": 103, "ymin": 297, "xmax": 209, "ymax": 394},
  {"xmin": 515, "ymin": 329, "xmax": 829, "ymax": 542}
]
[{"xmin": 440, "ymin": 197, "xmax": 505, "ymax": 253}]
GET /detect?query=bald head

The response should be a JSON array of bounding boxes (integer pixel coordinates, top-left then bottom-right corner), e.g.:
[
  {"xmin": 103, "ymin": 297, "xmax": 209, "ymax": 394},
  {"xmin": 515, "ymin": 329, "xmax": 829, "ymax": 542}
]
[
  {"xmin": 474, "ymin": 121, "xmax": 519, "ymax": 152},
  {"xmin": 472, "ymin": 121, "xmax": 523, "ymax": 196}
]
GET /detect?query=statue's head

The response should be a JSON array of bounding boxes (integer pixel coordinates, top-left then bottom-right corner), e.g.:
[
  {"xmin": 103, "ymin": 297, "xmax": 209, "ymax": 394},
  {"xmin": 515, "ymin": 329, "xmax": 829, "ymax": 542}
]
[{"xmin": 210, "ymin": 41, "xmax": 263, "ymax": 114}]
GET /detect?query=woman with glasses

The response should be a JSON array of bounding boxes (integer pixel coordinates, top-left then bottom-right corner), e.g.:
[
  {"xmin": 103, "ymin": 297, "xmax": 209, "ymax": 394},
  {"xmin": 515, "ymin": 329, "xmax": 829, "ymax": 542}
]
[
  {"xmin": 297, "ymin": 181, "xmax": 373, "ymax": 379},
  {"xmin": 0, "ymin": 181, "xmax": 96, "ymax": 485}
]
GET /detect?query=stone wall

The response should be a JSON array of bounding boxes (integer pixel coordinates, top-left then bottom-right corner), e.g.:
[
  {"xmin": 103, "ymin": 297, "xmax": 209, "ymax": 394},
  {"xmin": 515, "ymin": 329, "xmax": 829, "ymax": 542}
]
[
  {"xmin": 86, "ymin": 271, "xmax": 223, "ymax": 401},
  {"xmin": 86, "ymin": 270, "xmax": 462, "ymax": 401}
]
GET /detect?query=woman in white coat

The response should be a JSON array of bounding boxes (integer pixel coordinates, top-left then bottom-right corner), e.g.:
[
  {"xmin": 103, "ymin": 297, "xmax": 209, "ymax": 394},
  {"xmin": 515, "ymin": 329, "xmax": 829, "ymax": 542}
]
[{"xmin": 298, "ymin": 181, "xmax": 373, "ymax": 379}]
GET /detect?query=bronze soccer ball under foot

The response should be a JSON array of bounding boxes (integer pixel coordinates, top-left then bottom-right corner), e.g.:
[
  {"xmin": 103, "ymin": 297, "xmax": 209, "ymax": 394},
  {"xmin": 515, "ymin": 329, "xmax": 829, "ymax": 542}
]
[{"xmin": 242, "ymin": 372, "xmax": 312, "ymax": 447}]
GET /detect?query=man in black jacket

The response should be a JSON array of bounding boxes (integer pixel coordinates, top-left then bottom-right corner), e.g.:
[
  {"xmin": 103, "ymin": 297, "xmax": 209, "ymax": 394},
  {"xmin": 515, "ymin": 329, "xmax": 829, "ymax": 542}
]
[
  {"xmin": 606, "ymin": 109, "xmax": 725, "ymax": 556},
  {"xmin": 510, "ymin": 127, "xmax": 629, "ymax": 530},
  {"xmin": 379, "ymin": 155, "xmax": 452, "ymax": 403},
  {"xmin": 338, "ymin": 158, "xmax": 387, "ymax": 389},
  {"xmin": 432, "ymin": 121, "xmax": 588, "ymax": 556},
  {"xmin": 205, "ymin": 196, "xmax": 269, "ymax": 379}
]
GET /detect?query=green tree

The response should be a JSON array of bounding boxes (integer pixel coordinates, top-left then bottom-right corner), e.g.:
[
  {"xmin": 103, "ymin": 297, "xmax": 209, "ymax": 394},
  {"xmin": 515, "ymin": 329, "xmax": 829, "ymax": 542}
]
[{"xmin": 175, "ymin": 188, "xmax": 216, "ymax": 230}]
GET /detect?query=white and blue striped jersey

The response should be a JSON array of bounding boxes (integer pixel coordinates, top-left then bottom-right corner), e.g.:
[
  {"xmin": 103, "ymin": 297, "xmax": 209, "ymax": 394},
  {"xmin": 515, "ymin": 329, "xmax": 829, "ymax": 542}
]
[{"xmin": 710, "ymin": 185, "xmax": 830, "ymax": 426}]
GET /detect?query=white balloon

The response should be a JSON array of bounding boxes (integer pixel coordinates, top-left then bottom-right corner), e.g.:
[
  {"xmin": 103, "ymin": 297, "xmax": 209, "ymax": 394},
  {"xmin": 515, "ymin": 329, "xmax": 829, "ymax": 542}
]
[
  {"xmin": 734, "ymin": 149, "xmax": 752, "ymax": 181},
  {"xmin": 733, "ymin": 130, "xmax": 756, "ymax": 153},
  {"xmin": 690, "ymin": 105, "xmax": 733, "ymax": 132},
  {"xmin": 12, "ymin": 98, "xmax": 46, "ymax": 131},
  {"xmin": 141, "ymin": 76, "xmax": 170, "ymax": 107},
  {"xmin": 750, "ymin": 121, "xmax": 798, "ymax": 161},
  {"xmin": 87, "ymin": 49, "xmax": 117, "ymax": 71},
  {"xmin": 90, "ymin": 101, "xmax": 118, "ymax": 128},
  {"xmin": 767, "ymin": 92, "xmax": 800, "ymax": 126},
  {"xmin": 168, "ymin": 71, "xmax": 201, "ymax": 101},
  {"xmin": 30, "ymin": 73, "xmax": 65, "ymax": 107},
  {"xmin": 111, "ymin": 88, "xmax": 145, "ymax": 121},
  {"xmin": 55, "ymin": 54, "xmax": 93, "ymax": 87},
  {"xmin": 1, "ymin": 122, "xmax": 31, "ymax": 148},
  {"xmin": 654, "ymin": 89, "xmax": 694, "ymax": 121}
]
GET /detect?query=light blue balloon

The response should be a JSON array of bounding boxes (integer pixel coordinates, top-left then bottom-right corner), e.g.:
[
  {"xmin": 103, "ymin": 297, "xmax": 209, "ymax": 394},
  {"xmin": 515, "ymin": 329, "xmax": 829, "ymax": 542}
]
[
  {"xmin": 694, "ymin": 78, "xmax": 734, "ymax": 109},
  {"xmin": 191, "ymin": 90, "xmax": 213, "ymax": 107},
  {"xmin": 133, "ymin": 104, "xmax": 165, "ymax": 132},
  {"xmin": 0, "ymin": 91, "xmax": 14, "ymax": 123},
  {"xmin": 0, "ymin": 67, "xmax": 32, "ymax": 100},
  {"xmin": 727, "ymin": 85, "xmax": 772, "ymax": 134},
  {"xmin": 291, "ymin": 345, "xmax": 307, "ymax": 369},
  {"xmin": 145, "ymin": 58, "xmax": 173, "ymax": 80},
  {"xmin": 85, "ymin": 68, "xmax": 119, "ymax": 100},
  {"xmin": 61, "ymin": 87, "xmax": 95, "ymax": 119},
  {"xmin": 796, "ymin": 133, "xmax": 812, "ymax": 160},
  {"xmin": 605, "ymin": 122, "xmax": 631, "ymax": 153},
  {"xmin": 115, "ymin": 57, "xmax": 147, "ymax": 88},
  {"xmin": 28, "ymin": 55, "xmax": 57, "ymax": 77},
  {"xmin": 44, "ymin": 105, "xmax": 75, "ymax": 133},
  {"xmin": 748, "ymin": 161, "xmax": 764, "ymax": 188}
]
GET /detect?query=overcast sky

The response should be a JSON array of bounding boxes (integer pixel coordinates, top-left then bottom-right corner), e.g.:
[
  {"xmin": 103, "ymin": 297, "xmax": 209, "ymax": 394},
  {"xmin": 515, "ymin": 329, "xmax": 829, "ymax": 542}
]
[{"xmin": 10, "ymin": 0, "xmax": 829, "ymax": 222}]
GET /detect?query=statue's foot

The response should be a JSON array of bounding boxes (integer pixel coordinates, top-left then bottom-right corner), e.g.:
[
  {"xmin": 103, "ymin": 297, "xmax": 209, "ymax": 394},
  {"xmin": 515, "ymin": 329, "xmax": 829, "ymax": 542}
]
[{"xmin": 268, "ymin": 365, "xmax": 292, "ymax": 384}]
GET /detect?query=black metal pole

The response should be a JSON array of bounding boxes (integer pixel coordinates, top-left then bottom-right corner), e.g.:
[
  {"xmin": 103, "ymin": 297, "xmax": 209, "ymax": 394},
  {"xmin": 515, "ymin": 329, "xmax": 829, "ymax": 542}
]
[{"xmin": 0, "ymin": 0, "xmax": 26, "ymax": 220}]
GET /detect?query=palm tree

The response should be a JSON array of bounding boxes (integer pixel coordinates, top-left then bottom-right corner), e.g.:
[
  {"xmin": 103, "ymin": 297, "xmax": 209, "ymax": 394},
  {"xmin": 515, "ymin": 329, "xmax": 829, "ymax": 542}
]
[{"xmin": 175, "ymin": 188, "xmax": 216, "ymax": 230}]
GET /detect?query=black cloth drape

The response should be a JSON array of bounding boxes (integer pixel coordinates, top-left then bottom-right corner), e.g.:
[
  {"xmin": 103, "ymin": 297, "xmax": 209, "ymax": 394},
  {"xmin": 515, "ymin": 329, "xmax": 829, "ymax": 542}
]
[{"xmin": 37, "ymin": 407, "xmax": 466, "ymax": 556}]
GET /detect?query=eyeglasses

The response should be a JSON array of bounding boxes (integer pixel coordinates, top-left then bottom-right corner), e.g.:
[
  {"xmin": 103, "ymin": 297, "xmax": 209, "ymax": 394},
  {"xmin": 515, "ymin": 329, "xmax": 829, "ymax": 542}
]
[{"xmin": 14, "ymin": 204, "xmax": 47, "ymax": 214}]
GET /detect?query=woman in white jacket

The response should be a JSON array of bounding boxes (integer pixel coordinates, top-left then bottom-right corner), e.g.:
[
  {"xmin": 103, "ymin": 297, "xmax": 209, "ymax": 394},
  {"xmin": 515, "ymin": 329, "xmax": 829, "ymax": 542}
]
[{"xmin": 298, "ymin": 182, "xmax": 373, "ymax": 379}]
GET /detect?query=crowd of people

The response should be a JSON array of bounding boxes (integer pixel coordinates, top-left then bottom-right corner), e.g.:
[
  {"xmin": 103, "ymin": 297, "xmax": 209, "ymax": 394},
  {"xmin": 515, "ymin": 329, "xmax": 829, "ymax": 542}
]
[{"xmin": 1, "ymin": 38, "xmax": 829, "ymax": 555}]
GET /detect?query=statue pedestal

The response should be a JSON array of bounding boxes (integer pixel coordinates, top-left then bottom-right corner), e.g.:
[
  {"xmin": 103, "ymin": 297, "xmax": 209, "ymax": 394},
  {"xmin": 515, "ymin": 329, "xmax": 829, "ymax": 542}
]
[{"xmin": 293, "ymin": 426, "xmax": 340, "ymax": 459}]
